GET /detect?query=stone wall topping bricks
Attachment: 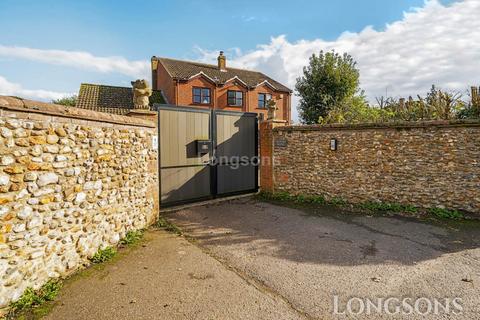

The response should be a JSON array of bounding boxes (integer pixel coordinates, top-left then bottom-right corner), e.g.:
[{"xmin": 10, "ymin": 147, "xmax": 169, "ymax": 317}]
[
  {"xmin": 262, "ymin": 120, "xmax": 480, "ymax": 213},
  {"xmin": 0, "ymin": 96, "xmax": 158, "ymax": 311}
]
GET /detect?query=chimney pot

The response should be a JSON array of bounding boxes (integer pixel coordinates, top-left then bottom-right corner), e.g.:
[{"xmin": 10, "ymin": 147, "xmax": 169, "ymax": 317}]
[{"xmin": 218, "ymin": 51, "xmax": 226, "ymax": 71}]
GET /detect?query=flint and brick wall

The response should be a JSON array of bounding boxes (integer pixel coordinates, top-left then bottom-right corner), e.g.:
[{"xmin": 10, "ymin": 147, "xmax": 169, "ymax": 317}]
[
  {"xmin": 262, "ymin": 121, "xmax": 480, "ymax": 213},
  {"xmin": 0, "ymin": 97, "xmax": 158, "ymax": 310}
]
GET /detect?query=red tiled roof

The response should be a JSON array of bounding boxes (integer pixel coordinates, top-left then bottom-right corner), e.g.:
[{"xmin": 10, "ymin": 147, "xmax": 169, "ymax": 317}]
[{"xmin": 156, "ymin": 57, "xmax": 292, "ymax": 93}]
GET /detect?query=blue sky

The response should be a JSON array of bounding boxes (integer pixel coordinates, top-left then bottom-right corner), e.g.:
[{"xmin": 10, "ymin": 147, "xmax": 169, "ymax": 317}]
[{"xmin": 1, "ymin": 0, "xmax": 478, "ymax": 121}]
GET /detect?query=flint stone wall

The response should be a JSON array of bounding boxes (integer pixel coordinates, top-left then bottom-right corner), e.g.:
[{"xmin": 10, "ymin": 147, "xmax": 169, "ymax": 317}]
[
  {"xmin": 0, "ymin": 97, "xmax": 158, "ymax": 309},
  {"xmin": 271, "ymin": 121, "xmax": 480, "ymax": 213}
]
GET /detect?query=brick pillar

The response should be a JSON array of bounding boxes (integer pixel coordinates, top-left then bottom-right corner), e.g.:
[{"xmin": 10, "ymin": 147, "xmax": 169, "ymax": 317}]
[{"xmin": 259, "ymin": 119, "xmax": 286, "ymax": 193}]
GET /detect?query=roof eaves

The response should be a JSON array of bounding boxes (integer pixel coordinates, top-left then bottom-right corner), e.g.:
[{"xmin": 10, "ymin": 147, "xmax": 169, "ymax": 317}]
[
  {"xmin": 224, "ymin": 76, "xmax": 248, "ymax": 88},
  {"xmin": 156, "ymin": 58, "xmax": 174, "ymax": 78},
  {"xmin": 79, "ymin": 83, "xmax": 132, "ymax": 90},
  {"xmin": 188, "ymin": 71, "xmax": 218, "ymax": 84},
  {"xmin": 255, "ymin": 80, "xmax": 277, "ymax": 90}
]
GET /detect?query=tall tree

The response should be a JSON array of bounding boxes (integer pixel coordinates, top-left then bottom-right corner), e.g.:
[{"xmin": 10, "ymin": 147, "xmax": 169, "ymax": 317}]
[{"xmin": 295, "ymin": 51, "xmax": 360, "ymax": 124}]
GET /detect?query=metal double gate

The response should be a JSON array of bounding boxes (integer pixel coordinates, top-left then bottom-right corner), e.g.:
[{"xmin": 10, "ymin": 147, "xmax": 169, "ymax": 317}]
[{"xmin": 157, "ymin": 105, "xmax": 258, "ymax": 207}]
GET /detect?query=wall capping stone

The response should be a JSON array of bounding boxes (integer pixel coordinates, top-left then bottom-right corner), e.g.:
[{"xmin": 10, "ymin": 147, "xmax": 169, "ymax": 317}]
[
  {"xmin": 275, "ymin": 119, "xmax": 480, "ymax": 132},
  {"xmin": 0, "ymin": 95, "xmax": 155, "ymax": 128}
]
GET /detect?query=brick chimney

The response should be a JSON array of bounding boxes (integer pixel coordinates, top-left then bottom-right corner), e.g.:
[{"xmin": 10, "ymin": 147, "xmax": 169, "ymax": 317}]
[
  {"xmin": 218, "ymin": 51, "xmax": 226, "ymax": 71},
  {"xmin": 151, "ymin": 56, "xmax": 158, "ymax": 90}
]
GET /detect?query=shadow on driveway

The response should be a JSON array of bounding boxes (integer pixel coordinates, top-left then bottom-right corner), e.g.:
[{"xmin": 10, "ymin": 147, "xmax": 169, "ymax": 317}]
[
  {"xmin": 167, "ymin": 198, "xmax": 480, "ymax": 266},
  {"xmin": 167, "ymin": 198, "xmax": 480, "ymax": 319}
]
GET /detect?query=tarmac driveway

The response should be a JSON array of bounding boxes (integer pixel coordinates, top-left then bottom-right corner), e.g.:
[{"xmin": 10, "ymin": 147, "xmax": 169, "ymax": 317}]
[
  {"xmin": 45, "ymin": 198, "xmax": 480, "ymax": 320},
  {"xmin": 167, "ymin": 198, "xmax": 480, "ymax": 319}
]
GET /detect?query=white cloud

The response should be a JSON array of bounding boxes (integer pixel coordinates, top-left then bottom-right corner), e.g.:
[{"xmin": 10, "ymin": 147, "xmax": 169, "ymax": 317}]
[
  {"xmin": 0, "ymin": 76, "xmax": 70, "ymax": 101},
  {"xmin": 0, "ymin": 46, "xmax": 149, "ymax": 78},
  {"xmin": 197, "ymin": 0, "xmax": 480, "ymax": 122}
]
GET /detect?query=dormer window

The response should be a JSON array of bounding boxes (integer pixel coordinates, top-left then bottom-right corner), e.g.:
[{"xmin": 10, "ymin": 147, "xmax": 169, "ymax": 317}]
[
  {"xmin": 227, "ymin": 90, "xmax": 243, "ymax": 107},
  {"xmin": 193, "ymin": 87, "xmax": 211, "ymax": 104}
]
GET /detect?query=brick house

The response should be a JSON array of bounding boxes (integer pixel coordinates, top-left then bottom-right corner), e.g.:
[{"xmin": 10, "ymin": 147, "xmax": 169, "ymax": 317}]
[{"xmin": 151, "ymin": 52, "xmax": 292, "ymax": 122}]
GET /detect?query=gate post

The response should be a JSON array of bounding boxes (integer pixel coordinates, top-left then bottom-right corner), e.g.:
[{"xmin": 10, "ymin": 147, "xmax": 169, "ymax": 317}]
[{"xmin": 259, "ymin": 119, "xmax": 286, "ymax": 194}]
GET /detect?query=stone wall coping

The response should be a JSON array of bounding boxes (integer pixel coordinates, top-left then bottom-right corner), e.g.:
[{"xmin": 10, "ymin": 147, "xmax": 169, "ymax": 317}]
[
  {"xmin": 274, "ymin": 119, "xmax": 480, "ymax": 132},
  {"xmin": 0, "ymin": 95, "xmax": 156, "ymax": 128}
]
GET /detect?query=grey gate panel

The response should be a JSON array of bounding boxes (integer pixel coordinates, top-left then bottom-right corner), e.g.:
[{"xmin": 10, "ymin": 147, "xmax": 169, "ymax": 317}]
[
  {"xmin": 215, "ymin": 111, "xmax": 258, "ymax": 195},
  {"xmin": 159, "ymin": 106, "xmax": 211, "ymax": 206},
  {"xmin": 157, "ymin": 104, "xmax": 258, "ymax": 207}
]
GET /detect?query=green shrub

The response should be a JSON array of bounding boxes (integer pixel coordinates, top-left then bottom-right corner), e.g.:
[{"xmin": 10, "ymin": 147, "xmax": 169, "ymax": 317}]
[
  {"xmin": 257, "ymin": 191, "xmax": 326, "ymax": 204},
  {"xmin": 320, "ymin": 95, "xmax": 395, "ymax": 124},
  {"xmin": 360, "ymin": 201, "xmax": 418, "ymax": 213},
  {"xmin": 120, "ymin": 229, "xmax": 144, "ymax": 246},
  {"xmin": 295, "ymin": 194, "xmax": 327, "ymax": 204},
  {"xmin": 329, "ymin": 196, "xmax": 347, "ymax": 206},
  {"xmin": 90, "ymin": 247, "xmax": 116, "ymax": 263},
  {"xmin": 428, "ymin": 207, "xmax": 463, "ymax": 219},
  {"xmin": 51, "ymin": 94, "xmax": 77, "ymax": 107},
  {"xmin": 258, "ymin": 191, "xmax": 466, "ymax": 220},
  {"xmin": 9, "ymin": 280, "xmax": 61, "ymax": 314},
  {"xmin": 319, "ymin": 85, "xmax": 480, "ymax": 124}
]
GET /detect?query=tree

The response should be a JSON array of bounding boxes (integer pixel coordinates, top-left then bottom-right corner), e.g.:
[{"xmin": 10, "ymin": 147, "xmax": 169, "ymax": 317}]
[
  {"xmin": 295, "ymin": 51, "xmax": 361, "ymax": 124},
  {"xmin": 319, "ymin": 95, "xmax": 394, "ymax": 124},
  {"xmin": 52, "ymin": 95, "xmax": 77, "ymax": 107}
]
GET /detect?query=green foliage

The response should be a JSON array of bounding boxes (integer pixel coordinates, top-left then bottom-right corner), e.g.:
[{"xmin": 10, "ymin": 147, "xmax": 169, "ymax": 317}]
[
  {"xmin": 258, "ymin": 192, "xmax": 467, "ymax": 220},
  {"xmin": 360, "ymin": 201, "xmax": 417, "ymax": 213},
  {"xmin": 51, "ymin": 94, "xmax": 77, "ymax": 107},
  {"xmin": 457, "ymin": 87, "xmax": 480, "ymax": 119},
  {"xmin": 257, "ymin": 191, "xmax": 293, "ymax": 201},
  {"xmin": 319, "ymin": 95, "xmax": 395, "ymax": 124},
  {"xmin": 257, "ymin": 191, "xmax": 327, "ymax": 205},
  {"xmin": 90, "ymin": 246, "xmax": 116, "ymax": 263},
  {"xmin": 156, "ymin": 216, "xmax": 182, "ymax": 235},
  {"xmin": 295, "ymin": 194, "xmax": 326, "ymax": 204},
  {"xmin": 9, "ymin": 280, "xmax": 61, "ymax": 314},
  {"xmin": 457, "ymin": 106, "xmax": 480, "ymax": 119},
  {"xmin": 321, "ymin": 85, "xmax": 480, "ymax": 125},
  {"xmin": 380, "ymin": 85, "xmax": 466, "ymax": 121},
  {"xmin": 329, "ymin": 197, "xmax": 347, "ymax": 206},
  {"xmin": 296, "ymin": 50, "xmax": 361, "ymax": 124},
  {"xmin": 120, "ymin": 229, "xmax": 144, "ymax": 246},
  {"xmin": 10, "ymin": 288, "xmax": 43, "ymax": 312},
  {"xmin": 428, "ymin": 207, "xmax": 463, "ymax": 219}
]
